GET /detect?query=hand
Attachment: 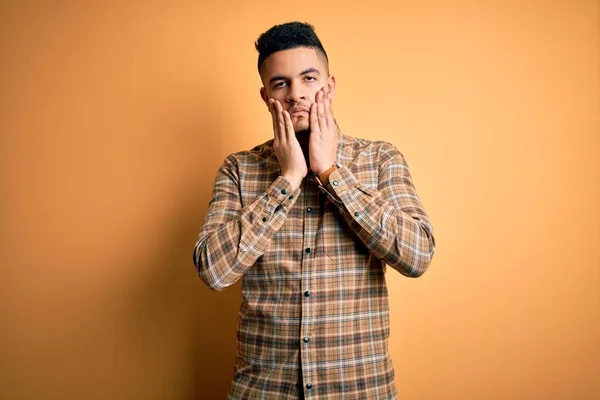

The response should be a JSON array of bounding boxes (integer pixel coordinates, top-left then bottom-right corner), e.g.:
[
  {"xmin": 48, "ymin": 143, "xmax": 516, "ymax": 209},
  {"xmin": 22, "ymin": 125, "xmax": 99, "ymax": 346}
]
[
  {"xmin": 309, "ymin": 86, "xmax": 338, "ymax": 175},
  {"xmin": 269, "ymin": 98, "xmax": 307, "ymax": 190}
]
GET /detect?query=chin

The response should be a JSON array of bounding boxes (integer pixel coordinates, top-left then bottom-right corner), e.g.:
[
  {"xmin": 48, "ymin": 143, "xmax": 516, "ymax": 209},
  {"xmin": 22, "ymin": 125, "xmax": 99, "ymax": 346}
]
[{"xmin": 294, "ymin": 122, "xmax": 310, "ymax": 133}]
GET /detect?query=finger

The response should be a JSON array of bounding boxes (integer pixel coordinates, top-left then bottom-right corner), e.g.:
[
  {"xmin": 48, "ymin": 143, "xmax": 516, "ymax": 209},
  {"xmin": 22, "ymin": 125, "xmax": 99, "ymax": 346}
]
[
  {"xmin": 275, "ymin": 100, "xmax": 287, "ymax": 143},
  {"xmin": 283, "ymin": 110, "xmax": 295, "ymax": 141},
  {"xmin": 317, "ymin": 90, "xmax": 327, "ymax": 131},
  {"xmin": 323, "ymin": 89, "xmax": 334, "ymax": 130},
  {"xmin": 269, "ymin": 98, "xmax": 277, "ymax": 133},
  {"xmin": 269, "ymin": 98, "xmax": 281, "ymax": 142},
  {"xmin": 310, "ymin": 102, "xmax": 319, "ymax": 133}
]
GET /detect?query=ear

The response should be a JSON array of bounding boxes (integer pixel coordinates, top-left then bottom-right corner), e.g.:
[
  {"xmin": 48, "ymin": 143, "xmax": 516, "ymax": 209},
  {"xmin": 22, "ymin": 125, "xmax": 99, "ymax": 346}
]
[
  {"xmin": 326, "ymin": 75, "xmax": 336, "ymax": 100},
  {"xmin": 260, "ymin": 87, "xmax": 269, "ymax": 108}
]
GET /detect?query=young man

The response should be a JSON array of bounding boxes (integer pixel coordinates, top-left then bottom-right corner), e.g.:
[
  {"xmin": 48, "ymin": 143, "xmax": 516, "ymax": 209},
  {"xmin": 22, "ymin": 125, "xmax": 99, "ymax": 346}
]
[{"xmin": 193, "ymin": 22, "xmax": 436, "ymax": 399}]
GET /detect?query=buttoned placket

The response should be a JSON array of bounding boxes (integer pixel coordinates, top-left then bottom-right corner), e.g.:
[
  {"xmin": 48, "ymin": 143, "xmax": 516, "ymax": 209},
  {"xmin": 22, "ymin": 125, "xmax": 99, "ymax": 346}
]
[
  {"xmin": 299, "ymin": 136, "xmax": 346, "ymax": 396},
  {"xmin": 300, "ymin": 175, "xmax": 320, "ymax": 396}
]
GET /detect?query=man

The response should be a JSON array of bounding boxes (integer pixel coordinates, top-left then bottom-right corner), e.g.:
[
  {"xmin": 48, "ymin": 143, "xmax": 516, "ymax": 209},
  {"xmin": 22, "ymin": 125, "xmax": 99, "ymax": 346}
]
[{"xmin": 193, "ymin": 21, "xmax": 436, "ymax": 399}]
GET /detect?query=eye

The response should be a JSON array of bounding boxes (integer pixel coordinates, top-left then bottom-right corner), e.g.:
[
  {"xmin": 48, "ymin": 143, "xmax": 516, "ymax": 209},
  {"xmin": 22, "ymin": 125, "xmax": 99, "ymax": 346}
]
[
  {"xmin": 273, "ymin": 81, "xmax": 286, "ymax": 89},
  {"xmin": 305, "ymin": 76, "xmax": 316, "ymax": 82}
]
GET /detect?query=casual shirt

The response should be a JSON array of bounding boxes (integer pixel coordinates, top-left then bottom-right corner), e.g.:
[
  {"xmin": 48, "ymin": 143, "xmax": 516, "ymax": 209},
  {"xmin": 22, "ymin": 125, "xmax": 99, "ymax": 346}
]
[{"xmin": 194, "ymin": 132, "xmax": 436, "ymax": 399}]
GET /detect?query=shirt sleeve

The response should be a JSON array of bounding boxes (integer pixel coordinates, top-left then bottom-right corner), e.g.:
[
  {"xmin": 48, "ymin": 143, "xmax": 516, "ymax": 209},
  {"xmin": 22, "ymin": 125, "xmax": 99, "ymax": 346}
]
[
  {"xmin": 193, "ymin": 155, "xmax": 300, "ymax": 291},
  {"xmin": 319, "ymin": 147, "xmax": 436, "ymax": 277}
]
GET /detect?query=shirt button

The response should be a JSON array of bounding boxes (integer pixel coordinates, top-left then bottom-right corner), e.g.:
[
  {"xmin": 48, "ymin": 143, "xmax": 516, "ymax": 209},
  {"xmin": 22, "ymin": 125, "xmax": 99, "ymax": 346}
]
[
  {"xmin": 332, "ymin": 180, "xmax": 339, "ymax": 186},
  {"xmin": 306, "ymin": 207, "xmax": 312, "ymax": 213},
  {"xmin": 305, "ymin": 247, "xmax": 311, "ymax": 253},
  {"xmin": 303, "ymin": 336, "xmax": 310, "ymax": 343},
  {"xmin": 288, "ymin": 195, "xmax": 294, "ymax": 200},
  {"xmin": 281, "ymin": 188, "xmax": 287, "ymax": 195},
  {"xmin": 354, "ymin": 211, "xmax": 360, "ymax": 217},
  {"xmin": 262, "ymin": 217, "xmax": 267, "ymax": 222},
  {"xmin": 306, "ymin": 383, "xmax": 313, "ymax": 390},
  {"xmin": 275, "ymin": 205, "xmax": 282, "ymax": 212},
  {"xmin": 304, "ymin": 290, "xmax": 311, "ymax": 297}
]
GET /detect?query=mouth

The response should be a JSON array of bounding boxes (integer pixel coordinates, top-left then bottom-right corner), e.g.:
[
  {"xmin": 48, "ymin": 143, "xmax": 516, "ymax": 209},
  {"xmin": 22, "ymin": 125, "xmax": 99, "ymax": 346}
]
[{"xmin": 290, "ymin": 107, "xmax": 309, "ymax": 117}]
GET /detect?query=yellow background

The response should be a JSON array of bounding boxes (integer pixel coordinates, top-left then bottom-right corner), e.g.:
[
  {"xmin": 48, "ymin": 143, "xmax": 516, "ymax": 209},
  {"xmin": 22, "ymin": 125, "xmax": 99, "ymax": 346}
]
[{"xmin": 1, "ymin": 1, "xmax": 599, "ymax": 399}]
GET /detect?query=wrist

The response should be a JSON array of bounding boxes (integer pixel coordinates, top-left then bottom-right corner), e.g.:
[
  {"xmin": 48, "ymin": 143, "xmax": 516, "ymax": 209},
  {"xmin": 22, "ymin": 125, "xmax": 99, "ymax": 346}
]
[
  {"xmin": 313, "ymin": 160, "xmax": 336, "ymax": 176},
  {"xmin": 282, "ymin": 173, "xmax": 303, "ymax": 190},
  {"xmin": 315, "ymin": 162, "xmax": 340, "ymax": 186}
]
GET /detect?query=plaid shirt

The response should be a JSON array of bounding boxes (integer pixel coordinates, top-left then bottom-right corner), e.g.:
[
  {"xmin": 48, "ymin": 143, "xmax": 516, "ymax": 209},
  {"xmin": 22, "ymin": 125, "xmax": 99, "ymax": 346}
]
[{"xmin": 194, "ymin": 132, "xmax": 436, "ymax": 399}]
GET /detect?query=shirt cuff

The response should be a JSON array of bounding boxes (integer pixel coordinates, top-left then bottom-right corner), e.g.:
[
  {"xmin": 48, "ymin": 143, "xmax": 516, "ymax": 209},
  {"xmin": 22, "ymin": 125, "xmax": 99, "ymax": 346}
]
[
  {"xmin": 318, "ymin": 166, "xmax": 386, "ymax": 240},
  {"xmin": 265, "ymin": 176, "xmax": 301, "ymax": 215},
  {"xmin": 317, "ymin": 166, "xmax": 361, "ymax": 204}
]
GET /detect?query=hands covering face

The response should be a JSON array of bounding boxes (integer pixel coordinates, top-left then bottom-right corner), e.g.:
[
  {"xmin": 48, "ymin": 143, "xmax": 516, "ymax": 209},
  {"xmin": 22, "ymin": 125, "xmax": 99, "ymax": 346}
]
[{"xmin": 269, "ymin": 85, "xmax": 338, "ymax": 190}]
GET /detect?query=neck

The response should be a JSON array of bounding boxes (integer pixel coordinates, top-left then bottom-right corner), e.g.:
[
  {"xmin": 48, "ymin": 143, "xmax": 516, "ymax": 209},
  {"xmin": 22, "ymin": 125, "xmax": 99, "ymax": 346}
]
[{"xmin": 296, "ymin": 130, "xmax": 310, "ymax": 168}]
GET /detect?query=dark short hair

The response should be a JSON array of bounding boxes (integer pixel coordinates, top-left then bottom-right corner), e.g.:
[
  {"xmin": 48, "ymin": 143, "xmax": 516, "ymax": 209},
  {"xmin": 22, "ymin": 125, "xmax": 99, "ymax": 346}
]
[{"xmin": 255, "ymin": 21, "xmax": 328, "ymax": 73}]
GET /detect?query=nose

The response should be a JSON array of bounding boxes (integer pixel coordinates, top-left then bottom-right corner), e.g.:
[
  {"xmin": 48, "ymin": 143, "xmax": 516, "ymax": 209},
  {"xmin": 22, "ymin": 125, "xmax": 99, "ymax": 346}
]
[{"xmin": 285, "ymin": 81, "xmax": 306, "ymax": 104}]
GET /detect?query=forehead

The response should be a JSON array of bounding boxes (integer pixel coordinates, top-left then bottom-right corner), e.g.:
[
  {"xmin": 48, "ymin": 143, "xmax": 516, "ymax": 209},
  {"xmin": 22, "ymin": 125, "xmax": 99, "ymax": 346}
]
[{"xmin": 261, "ymin": 47, "xmax": 326, "ymax": 79}]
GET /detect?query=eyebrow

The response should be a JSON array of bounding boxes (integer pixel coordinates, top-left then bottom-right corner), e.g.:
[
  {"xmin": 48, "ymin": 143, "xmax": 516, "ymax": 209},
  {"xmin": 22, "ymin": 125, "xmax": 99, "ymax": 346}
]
[{"xmin": 268, "ymin": 67, "xmax": 321, "ymax": 84}]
